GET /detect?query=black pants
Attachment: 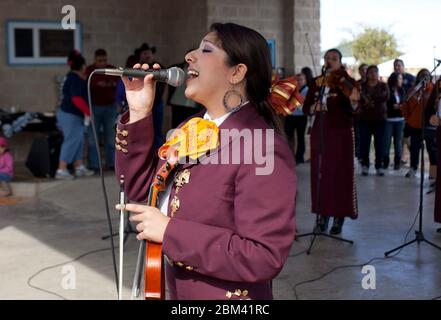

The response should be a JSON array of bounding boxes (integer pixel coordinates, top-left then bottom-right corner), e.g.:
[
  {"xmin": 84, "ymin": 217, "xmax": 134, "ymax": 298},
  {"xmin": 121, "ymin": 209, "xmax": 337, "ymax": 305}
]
[
  {"xmin": 284, "ymin": 115, "xmax": 307, "ymax": 163},
  {"xmin": 358, "ymin": 120, "xmax": 386, "ymax": 169},
  {"xmin": 408, "ymin": 127, "xmax": 437, "ymax": 170}
]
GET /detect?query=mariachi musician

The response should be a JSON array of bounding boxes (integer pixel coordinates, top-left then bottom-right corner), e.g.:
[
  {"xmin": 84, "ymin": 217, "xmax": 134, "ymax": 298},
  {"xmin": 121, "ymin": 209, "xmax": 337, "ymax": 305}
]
[
  {"xmin": 303, "ymin": 48, "xmax": 360, "ymax": 235},
  {"xmin": 401, "ymin": 69, "xmax": 436, "ymax": 179},
  {"xmin": 114, "ymin": 23, "xmax": 300, "ymax": 300}
]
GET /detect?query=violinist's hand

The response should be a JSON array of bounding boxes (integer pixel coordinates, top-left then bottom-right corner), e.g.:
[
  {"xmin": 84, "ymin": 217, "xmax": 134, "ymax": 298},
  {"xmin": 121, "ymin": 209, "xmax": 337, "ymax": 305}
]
[
  {"xmin": 429, "ymin": 115, "xmax": 440, "ymax": 126},
  {"xmin": 116, "ymin": 203, "xmax": 170, "ymax": 243},
  {"xmin": 349, "ymin": 87, "xmax": 360, "ymax": 104},
  {"xmin": 122, "ymin": 63, "xmax": 161, "ymax": 124}
]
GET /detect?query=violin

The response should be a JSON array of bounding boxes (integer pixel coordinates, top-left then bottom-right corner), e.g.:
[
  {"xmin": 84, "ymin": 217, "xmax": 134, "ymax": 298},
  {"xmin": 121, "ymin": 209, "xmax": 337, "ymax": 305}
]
[
  {"xmin": 130, "ymin": 117, "xmax": 218, "ymax": 300},
  {"xmin": 325, "ymin": 68, "xmax": 361, "ymax": 100},
  {"xmin": 132, "ymin": 147, "xmax": 179, "ymax": 300},
  {"xmin": 402, "ymin": 81, "xmax": 434, "ymax": 128}
]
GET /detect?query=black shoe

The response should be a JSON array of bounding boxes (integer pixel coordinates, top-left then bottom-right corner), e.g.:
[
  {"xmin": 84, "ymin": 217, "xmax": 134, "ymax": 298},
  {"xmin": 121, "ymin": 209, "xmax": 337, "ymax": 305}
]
[
  {"xmin": 330, "ymin": 225, "xmax": 342, "ymax": 235},
  {"xmin": 316, "ymin": 216, "xmax": 329, "ymax": 232},
  {"xmin": 330, "ymin": 218, "xmax": 344, "ymax": 235},
  {"xmin": 437, "ymin": 228, "xmax": 441, "ymax": 233},
  {"xmin": 394, "ymin": 164, "xmax": 400, "ymax": 170}
]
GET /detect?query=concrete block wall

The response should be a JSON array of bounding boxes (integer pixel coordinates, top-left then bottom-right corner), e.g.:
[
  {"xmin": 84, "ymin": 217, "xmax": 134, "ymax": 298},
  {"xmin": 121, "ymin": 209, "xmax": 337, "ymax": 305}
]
[
  {"xmin": 0, "ymin": 0, "xmax": 206, "ymax": 113},
  {"xmin": 293, "ymin": 0, "xmax": 321, "ymax": 75},
  {"xmin": 206, "ymin": 0, "xmax": 321, "ymax": 77},
  {"xmin": 207, "ymin": 0, "xmax": 293, "ymax": 74},
  {"xmin": 0, "ymin": 0, "xmax": 320, "ymax": 114}
]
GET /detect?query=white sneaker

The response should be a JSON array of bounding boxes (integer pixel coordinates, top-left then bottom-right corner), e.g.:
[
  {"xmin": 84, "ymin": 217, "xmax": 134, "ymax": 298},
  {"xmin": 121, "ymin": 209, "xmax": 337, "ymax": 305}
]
[
  {"xmin": 75, "ymin": 165, "xmax": 95, "ymax": 177},
  {"xmin": 361, "ymin": 166, "xmax": 369, "ymax": 176},
  {"xmin": 55, "ymin": 169, "xmax": 75, "ymax": 180},
  {"xmin": 405, "ymin": 169, "xmax": 416, "ymax": 178}
]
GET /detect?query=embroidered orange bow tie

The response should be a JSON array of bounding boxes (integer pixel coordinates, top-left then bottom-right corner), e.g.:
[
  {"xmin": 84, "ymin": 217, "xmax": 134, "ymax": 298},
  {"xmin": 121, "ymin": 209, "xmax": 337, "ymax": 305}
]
[
  {"xmin": 267, "ymin": 77, "xmax": 305, "ymax": 116},
  {"xmin": 158, "ymin": 117, "xmax": 219, "ymax": 161}
]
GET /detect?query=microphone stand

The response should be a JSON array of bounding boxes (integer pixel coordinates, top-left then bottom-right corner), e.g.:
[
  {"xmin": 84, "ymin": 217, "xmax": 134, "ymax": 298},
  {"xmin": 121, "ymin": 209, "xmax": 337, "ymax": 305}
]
[
  {"xmin": 384, "ymin": 60, "xmax": 441, "ymax": 256},
  {"xmin": 297, "ymin": 68, "xmax": 354, "ymax": 254}
]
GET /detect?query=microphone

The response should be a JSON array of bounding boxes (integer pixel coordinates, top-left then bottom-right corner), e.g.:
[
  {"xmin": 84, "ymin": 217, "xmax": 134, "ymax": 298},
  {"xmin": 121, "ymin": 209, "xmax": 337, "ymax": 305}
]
[{"xmin": 94, "ymin": 66, "xmax": 185, "ymax": 87}]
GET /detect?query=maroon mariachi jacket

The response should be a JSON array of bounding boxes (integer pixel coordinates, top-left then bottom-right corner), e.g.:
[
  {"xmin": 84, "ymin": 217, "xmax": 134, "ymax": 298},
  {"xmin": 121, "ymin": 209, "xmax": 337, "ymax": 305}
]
[{"xmin": 115, "ymin": 103, "xmax": 296, "ymax": 300}]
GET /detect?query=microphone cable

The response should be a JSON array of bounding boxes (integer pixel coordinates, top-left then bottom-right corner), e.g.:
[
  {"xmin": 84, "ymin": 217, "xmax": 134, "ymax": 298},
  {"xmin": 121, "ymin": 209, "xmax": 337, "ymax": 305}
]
[
  {"xmin": 27, "ymin": 247, "xmax": 112, "ymax": 300},
  {"xmin": 25, "ymin": 73, "xmax": 120, "ymax": 299},
  {"xmin": 86, "ymin": 70, "xmax": 119, "ymax": 297},
  {"xmin": 291, "ymin": 203, "xmax": 423, "ymax": 300}
]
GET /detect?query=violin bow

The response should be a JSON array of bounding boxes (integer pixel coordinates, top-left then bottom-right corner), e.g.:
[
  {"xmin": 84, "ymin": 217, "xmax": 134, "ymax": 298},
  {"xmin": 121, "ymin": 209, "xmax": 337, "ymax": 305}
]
[
  {"xmin": 305, "ymin": 33, "xmax": 318, "ymax": 77},
  {"xmin": 118, "ymin": 175, "xmax": 125, "ymax": 300}
]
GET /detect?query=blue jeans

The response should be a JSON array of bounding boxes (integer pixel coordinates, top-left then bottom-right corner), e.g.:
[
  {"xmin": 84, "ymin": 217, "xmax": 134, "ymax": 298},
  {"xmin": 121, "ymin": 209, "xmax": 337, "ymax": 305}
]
[
  {"xmin": 359, "ymin": 120, "xmax": 386, "ymax": 169},
  {"xmin": 87, "ymin": 104, "xmax": 117, "ymax": 169},
  {"xmin": 57, "ymin": 109, "xmax": 86, "ymax": 164},
  {"xmin": 0, "ymin": 173, "xmax": 12, "ymax": 182},
  {"xmin": 383, "ymin": 120, "xmax": 405, "ymax": 168}
]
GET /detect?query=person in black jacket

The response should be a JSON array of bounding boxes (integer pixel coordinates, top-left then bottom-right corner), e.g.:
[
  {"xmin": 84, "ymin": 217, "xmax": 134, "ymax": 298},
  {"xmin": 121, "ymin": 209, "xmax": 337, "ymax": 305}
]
[
  {"xmin": 359, "ymin": 65, "xmax": 389, "ymax": 176},
  {"xmin": 384, "ymin": 72, "xmax": 406, "ymax": 170}
]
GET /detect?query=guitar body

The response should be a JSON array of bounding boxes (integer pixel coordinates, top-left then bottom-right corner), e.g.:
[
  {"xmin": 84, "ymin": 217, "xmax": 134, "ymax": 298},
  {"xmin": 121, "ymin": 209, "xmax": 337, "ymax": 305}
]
[{"xmin": 144, "ymin": 242, "xmax": 165, "ymax": 300}]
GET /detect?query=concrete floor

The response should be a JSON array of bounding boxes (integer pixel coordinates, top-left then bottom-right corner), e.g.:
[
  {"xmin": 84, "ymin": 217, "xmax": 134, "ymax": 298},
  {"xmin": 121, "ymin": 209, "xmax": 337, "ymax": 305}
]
[{"xmin": 1, "ymin": 163, "xmax": 441, "ymax": 300}]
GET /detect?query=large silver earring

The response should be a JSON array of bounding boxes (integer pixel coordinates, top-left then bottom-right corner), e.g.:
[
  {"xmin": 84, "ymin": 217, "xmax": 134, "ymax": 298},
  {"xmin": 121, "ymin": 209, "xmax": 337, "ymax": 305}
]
[{"xmin": 223, "ymin": 89, "xmax": 244, "ymax": 113}]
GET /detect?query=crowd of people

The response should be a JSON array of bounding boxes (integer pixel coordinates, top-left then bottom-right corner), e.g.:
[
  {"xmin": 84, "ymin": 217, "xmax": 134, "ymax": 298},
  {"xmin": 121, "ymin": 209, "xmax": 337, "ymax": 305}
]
[
  {"xmin": 282, "ymin": 54, "xmax": 441, "ymax": 235},
  {"xmin": 287, "ymin": 58, "xmax": 438, "ymax": 180}
]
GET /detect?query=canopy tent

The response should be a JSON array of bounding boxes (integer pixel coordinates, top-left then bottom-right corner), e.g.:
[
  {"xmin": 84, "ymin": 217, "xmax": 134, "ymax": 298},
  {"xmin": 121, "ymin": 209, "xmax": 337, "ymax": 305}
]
[{"xmin": 378, "ymin": 47, "xmax": 441, "ymax": 78}]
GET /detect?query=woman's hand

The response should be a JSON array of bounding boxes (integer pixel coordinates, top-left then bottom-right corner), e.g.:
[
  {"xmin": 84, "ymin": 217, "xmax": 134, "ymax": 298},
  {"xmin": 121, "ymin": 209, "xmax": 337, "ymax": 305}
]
[
  {"xmin": 429, "ymin": 115, "xmax": 440, "ymax": 126},
  {"xmin": 116, "ymin": 203, "xmax": 170, "ymax": 243},
  {"xmin": 349, "ymin": 87, "xmax": 360, "ymax": 105},
  {"xmin": 121, "ymin": 63, "xmax": 161, "ymax": 123}
]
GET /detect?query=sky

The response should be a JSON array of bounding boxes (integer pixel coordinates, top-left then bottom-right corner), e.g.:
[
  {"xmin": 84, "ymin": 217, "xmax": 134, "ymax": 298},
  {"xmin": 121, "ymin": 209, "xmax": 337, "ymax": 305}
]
[{"xmin": 321, "ymin": 0, "xmax": 441, "ymax": 59}]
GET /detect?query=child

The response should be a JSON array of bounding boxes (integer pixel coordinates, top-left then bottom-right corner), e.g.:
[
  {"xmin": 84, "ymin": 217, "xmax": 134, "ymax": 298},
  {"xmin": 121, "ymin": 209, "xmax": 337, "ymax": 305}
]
[{"xmin": 0, "ymin": 137, "xmax": 13, "ymax": 196}]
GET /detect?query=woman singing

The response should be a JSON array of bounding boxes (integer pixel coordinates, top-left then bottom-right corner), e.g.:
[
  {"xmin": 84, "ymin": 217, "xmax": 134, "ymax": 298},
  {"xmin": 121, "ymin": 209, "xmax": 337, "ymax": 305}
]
[{"xmin": 115, "ymin": 23, "xmax": 297, "ymax": 299}]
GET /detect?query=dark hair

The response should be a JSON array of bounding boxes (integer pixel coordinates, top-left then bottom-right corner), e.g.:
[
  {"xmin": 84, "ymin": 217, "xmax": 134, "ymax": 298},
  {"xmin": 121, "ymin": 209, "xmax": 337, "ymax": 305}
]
[
  {"xmin": 95, "ymin": 48, "xmax": 107, "ymax": 57},
  {"xmin": 125, "ymin": 54, "xmax": 138, "ymax": 68},
  {"xmin": 209, "ymin": 22, "xmax": 283, "ymax": 133},
  {"xmin": 135, "ymin": 43, "xmax": 156, "ymax": 56},
  {"xmin": 358, "ymin": 63, "xmax": 368, "ymax": 71},
  {"xmin": 301, "ymin": 67, "xmax": 314, "ymax": 88},
  {"xmin": 394, "ymin": 59, "xmax": 404, "ymax": 66},
  {"xmin": 324, "ymin": 48, "xmax": 343, "ymax": 62},
  {"xmin": 388, "ymin": 71, "xmax": 403, "ymax": 89},
  {"xmin": 366, "ymin": 65, "xmax": 378, "ymax": 74},
  {"xmin": 67, "ymin": 50, "xmax": 85, "ymax": 71},
  {"xmin": 416, "ymin": 68, "xmax": 430, "ymax": 83}
]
